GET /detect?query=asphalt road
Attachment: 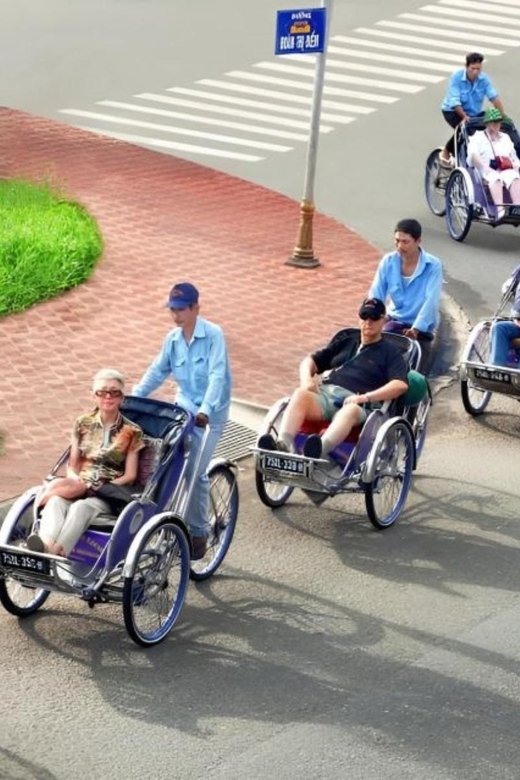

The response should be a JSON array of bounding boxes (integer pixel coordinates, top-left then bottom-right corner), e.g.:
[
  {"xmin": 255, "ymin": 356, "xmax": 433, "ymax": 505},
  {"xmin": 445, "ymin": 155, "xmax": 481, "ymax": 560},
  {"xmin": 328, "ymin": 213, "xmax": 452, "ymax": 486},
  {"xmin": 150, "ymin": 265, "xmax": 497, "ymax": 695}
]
[
  {"xmin": 3, "ymin": 0, "xmax": 519, "ymax": 322},
  {"xmin": 1, "ymin": 382, "xmax": 520, "ymax": 780}
]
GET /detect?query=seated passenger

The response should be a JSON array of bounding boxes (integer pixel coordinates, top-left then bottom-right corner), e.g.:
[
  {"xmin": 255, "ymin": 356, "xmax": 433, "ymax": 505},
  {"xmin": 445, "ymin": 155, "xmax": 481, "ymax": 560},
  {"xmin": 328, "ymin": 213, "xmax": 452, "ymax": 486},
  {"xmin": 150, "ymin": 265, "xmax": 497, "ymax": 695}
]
[
  {"xmin": 369, "ymin": 218, "xmax": 443, "ymax": 373},
  {"xmin": 258, "ymin": 298, "xmax": 409, "ymax": 461},
  {"xmin": 467, "ymin": 107, "xmax": 520, "ymax": 219},
  {"xmin": 490, "ymin": 274, "xmax": 520, "ymax": 367},
  {"xmin": 27, "ymin": 369, "xmax": 144, "ymax": 556}
]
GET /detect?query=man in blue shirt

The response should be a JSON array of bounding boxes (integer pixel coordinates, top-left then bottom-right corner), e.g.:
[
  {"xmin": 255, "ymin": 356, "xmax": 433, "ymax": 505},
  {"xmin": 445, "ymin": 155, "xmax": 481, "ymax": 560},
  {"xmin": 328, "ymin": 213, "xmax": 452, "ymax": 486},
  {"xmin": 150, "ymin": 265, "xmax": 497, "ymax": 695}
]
[
  {"xmin": 369, "ymin": 219, "xmax": 443, "ymax": 372},
  {"xmin": 440, "ymin": 52, "xmax": 506, "ymax": 166},
  {"xmin": 133, "ymin": 282, "xmax": 232, "ymax": 559}
]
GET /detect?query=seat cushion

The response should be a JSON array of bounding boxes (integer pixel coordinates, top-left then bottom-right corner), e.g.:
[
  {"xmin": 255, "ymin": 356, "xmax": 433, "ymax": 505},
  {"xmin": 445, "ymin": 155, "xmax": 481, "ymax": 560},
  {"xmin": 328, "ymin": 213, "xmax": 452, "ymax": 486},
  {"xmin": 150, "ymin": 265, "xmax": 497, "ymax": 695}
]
[{"xmin": 299, "ymin": 419, "xmax": 363, "ymax": 443}]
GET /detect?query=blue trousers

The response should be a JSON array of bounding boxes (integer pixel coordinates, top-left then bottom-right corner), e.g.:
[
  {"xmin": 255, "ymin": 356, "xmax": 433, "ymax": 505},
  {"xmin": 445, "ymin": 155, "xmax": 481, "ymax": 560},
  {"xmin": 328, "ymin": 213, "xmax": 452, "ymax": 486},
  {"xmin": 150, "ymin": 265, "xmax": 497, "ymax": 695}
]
[
  {"xmin": 490, "ymin": 320, "xmax": 520, "ymax": 366},
  {"xmin": 184, "ymin": 420, "xmax": 225, "ymax": 538}
]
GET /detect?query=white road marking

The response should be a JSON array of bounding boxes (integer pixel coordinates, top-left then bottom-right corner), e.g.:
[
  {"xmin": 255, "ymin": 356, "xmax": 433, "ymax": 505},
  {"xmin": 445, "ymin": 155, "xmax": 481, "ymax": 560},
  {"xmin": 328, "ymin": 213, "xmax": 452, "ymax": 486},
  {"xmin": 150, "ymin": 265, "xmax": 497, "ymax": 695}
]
[
  {"xmin": 197, "ymin": 79, "xmax": 376, "ymax": 114},
  {"xmin": 76, "ymin": 128, "xmax": 264, "ymax": 161},
  {"xmin": 331, "ymin": 35, "xmax": 464, "ymax": 62},
  {"xmin": 474, "ymin": 0, "xmax": 520, "ymax": 5},
  {"xmin": 379, "ymin": 19, "xmax": 520, "ymax": 46},
  {"xmin": 326, "ymin": 43, "xmax": 456, "ymax": 71},
  {"xmin": 132, "ymin": 91, "xmax": 334, "ymax": 131},
  {"xmin": 437, "ymin": 0, "xmax": 520, "ymax": 19},
  {"xmin": 226, "ymin": 70, "xmax": 399, "ymax": 103},
  {"xmin": 166, "ymin": 86, "xmax": 356, "ymax": 124},
  {"xmin": 88, "ymin": 101, "xmax": 310, "ymax": 141},
  {"xmin": 255, "ymin": 61, "xmax": 424, "ymax": 94},
  {"xmin": 354, "ymin": 26, "xmax": 503, "ymax": 54},
  {"xmin": 421, "ymin": 3, "xmax": 520, "ymax": 26},
  {"xmin": 399, "ymin": 12, "xmax": 520, "ymax": 40},
  {"xmin": 61, "ymin": 108, "xmax": 295, "ymax": 150},
  {"xmin": 288, "ymin": 52, "xmax": 445, "ymax": 82}
]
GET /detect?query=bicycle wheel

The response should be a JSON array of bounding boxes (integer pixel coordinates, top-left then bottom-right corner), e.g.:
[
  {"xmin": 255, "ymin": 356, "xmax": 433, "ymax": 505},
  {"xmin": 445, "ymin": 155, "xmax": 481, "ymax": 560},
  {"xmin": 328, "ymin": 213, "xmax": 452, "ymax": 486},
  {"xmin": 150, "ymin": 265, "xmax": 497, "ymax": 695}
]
[
  {"xmin": 0, "ymin": 577, "xmax": 50, "ymax": 617},
  {"xmin": 255, "ymin": 406, "xmax": 294, "ymax": 508},
  {"xmin": 425, "ymin": 149, "xmax": 447, "ymax": 216},
  {"xmin": 122, "ymin": 519, "xmax": 190, "ymax": 647},
  {"xmin": 365, "ymin": 421, "xmax": 414, "ymax": 530},
  {"xmin": 446, "ymin": 170, "xmax": 473, "ymax": 242},
  {"xmin": 190, "ymin": 464, "xmax": 239, "ymax": 581},
  {"xmin": 461, "ymin": 324, "xmax": 492, "ymax": 415}
]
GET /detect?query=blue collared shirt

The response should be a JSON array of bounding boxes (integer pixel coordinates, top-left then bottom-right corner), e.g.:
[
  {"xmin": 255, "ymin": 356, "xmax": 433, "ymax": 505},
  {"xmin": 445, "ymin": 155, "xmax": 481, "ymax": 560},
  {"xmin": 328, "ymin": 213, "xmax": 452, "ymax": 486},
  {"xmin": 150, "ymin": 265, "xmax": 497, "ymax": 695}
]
[
  {"xmin": 441, "ymin": 68, "xmax": 498, "ymax": 115},
  {"xmin": 369, "ymin": 249, "xmax": 444, "ymax": 334},
  {"xmin": 132, "ymin": 317, "xmax": 232, "ymax": 424}
]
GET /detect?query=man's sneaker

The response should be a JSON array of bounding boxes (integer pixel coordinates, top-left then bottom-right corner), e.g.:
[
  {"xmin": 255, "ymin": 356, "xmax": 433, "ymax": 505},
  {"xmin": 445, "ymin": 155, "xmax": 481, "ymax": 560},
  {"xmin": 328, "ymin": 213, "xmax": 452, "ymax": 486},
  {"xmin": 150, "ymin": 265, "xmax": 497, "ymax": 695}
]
[
  {"xmin": 303, "ymin": 434, "xmax": 323, "ymax": 459},
  {"xmin": 258, "ymin": 433, "xmax": 276, "ymax": 451},
  {"xmin": 191, "ymin": 535, "xmax": 207, "ymax": 561}
]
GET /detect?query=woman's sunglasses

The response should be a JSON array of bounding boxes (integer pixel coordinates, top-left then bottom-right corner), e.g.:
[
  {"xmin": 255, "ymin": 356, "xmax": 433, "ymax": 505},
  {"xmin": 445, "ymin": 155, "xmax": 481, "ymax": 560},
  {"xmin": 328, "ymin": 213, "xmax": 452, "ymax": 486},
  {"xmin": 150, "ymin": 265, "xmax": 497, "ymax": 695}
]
[{"xmin": 95, "ymin": 389, "xmax": 123, "ymax": 398}]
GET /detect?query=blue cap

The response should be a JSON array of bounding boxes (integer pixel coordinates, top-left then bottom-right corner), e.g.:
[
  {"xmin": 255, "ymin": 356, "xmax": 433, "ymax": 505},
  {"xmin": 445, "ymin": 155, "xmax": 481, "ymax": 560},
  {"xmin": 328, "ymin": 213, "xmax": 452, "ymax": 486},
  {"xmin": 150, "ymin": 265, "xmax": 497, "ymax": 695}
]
[{"xmin": 165, "ymin": 282, "xmax": 199, "ymax": 309}]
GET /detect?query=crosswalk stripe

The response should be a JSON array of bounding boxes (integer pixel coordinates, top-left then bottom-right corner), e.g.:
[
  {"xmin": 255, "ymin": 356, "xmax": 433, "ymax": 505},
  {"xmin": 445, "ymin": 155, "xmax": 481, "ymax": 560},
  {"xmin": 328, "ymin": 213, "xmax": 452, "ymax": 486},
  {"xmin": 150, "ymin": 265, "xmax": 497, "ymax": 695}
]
[
  {"xmin": 77, "ymin": 127, "xmax": 264, "ymax": 161},
  {"xmin": 197, "ymin": 78, "xmax": 376, "ymax": 114},
  {"xmin": 289, "ymin": 52, "xmax": 445, "ymax": 81},
  {"xmin": 133, "ymin": 91, "xmax": 334, "ymax": 131},
  {"xmin": 474, "ymin": 0, "xmax": 520, "ymax": 6},
  {"xmin": 379, "ymin": 19, "xmax": 520, "ymax": 46},
  {"xmin": 226, "ymin": 70, "xmax": 399, "ymax": 103},
  {"xmin": 166, "ymin": 86, "xmax": 356, "ymax": 123},
  {"xmin": 399, "ymin": 12, "xmax": 520, "ymax": 40},
  {"xmin": 421, "ymin": 3, "xmax": 520, "ymax": 26},
  {"xmin": 332, "ymin": 34, "xmax": 464, "ymax": 62},
  {"xmin": 255, "ymin": 61, "xmax": 424, "ymax": 93},
  {"xmin": 61, "ymin": 108, "xmax": 295, "ymax": 150},
  {"xmin": 83, "ymin": 102, "xmax": 309, "ymax": 141},
  {"xmin": 443, "ymin": 0, "xmax": 520, "ymax": 13},
  {"xmin": 327, "ymin": 43, "xmax": 456, "ymax": 71},
  {"xmin": 355, "ymin": 26, "xmax": 503, "ymax": 54}
]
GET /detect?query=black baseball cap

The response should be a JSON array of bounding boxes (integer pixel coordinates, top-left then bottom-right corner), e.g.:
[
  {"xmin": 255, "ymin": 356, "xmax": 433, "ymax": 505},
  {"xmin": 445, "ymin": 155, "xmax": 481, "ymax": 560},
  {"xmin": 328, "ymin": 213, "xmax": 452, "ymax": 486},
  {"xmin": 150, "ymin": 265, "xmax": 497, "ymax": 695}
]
[{"xmin": 359, "ymin": 297, "xmax": 386, "ymax": 320}]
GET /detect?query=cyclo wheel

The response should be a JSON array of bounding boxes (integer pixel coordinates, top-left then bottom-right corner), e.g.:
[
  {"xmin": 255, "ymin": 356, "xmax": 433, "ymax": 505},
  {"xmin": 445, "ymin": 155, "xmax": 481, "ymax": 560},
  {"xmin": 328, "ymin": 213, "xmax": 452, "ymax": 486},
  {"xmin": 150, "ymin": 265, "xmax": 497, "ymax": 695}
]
[
  {"xmin": 255, "ymin": 405, "xmax": 294, "ymax": 508},
  {"xmin": 365, "ymin": 421, "xmax": 414, "ymax": 530},
  {"xmin": 424, "ymin": 149, "xmax": 447, "ymax": 217},
  {"xmin": 0, "ymin": 577, "xmax": 50, "ymax": 617},
  {"xmin": 122, "ymin": 519, "xmax": 190, "ymax": 647},
  {"xmin": 445, "ymin": 170, "xmax": 473, "ymax": 242},
  {"xmin": 461, "ymin": 324, "xmax": 492, "ymax": 416},
  {"xmin": 190, "ymin": 463, "xmax": 239, "ymax": 582}
]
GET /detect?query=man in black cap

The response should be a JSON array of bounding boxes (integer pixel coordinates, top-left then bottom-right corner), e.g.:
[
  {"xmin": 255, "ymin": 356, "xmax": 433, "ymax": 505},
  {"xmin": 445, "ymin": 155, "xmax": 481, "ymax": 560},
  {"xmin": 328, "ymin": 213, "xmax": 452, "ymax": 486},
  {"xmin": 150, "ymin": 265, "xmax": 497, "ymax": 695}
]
[{"xmin": 259, "ymin": 298, "xmax": 408, "ymax": 460}]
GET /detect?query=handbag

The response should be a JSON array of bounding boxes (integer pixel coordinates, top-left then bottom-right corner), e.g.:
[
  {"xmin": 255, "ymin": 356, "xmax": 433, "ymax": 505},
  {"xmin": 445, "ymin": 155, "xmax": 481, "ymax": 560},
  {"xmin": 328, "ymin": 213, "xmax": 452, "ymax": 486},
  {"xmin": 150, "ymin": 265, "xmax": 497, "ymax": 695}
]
[
  {"xmin": 92, "ymin": 482, "xmax": 136, "ymax": 513},
  {"xmin": 495, "ymin": 155, "xmax": 513, "ymax": 171}
]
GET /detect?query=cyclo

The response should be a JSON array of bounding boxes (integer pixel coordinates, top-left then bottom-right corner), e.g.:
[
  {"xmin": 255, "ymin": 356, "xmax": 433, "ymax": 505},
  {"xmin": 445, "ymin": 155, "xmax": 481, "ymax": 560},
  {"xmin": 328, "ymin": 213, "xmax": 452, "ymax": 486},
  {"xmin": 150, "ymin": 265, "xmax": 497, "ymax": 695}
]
[
  {"xmin": 460, "ymin": 264, "xmax": 520, "ymax": 416},
  {"xmin": 254, "ymin": 329, "xmax": 431, "ymax": 529},
  {"xmin": 0, "ymin": 397, "xmax": 238, "ymax": 646},
  {"xmin": 425, "ymin": 118, "xmax": 520, "ymax": 242}
]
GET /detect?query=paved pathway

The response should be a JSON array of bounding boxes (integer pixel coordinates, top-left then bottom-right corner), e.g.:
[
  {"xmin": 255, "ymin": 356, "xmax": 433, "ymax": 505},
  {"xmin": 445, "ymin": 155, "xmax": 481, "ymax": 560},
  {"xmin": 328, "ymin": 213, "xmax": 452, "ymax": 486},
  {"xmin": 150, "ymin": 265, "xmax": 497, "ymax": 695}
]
[{"xmin": 0, "ymin": 107, "xmax": 380, "ymax": 499}]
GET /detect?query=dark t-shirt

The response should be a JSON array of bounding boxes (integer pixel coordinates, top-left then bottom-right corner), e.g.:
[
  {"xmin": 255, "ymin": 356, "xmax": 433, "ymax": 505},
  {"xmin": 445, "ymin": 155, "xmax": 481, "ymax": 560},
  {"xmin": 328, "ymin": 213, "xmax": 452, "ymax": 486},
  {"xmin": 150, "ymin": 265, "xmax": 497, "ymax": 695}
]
[{"xmin": 312, "ymin": 333, "xmax": 408, "ymax": 394}]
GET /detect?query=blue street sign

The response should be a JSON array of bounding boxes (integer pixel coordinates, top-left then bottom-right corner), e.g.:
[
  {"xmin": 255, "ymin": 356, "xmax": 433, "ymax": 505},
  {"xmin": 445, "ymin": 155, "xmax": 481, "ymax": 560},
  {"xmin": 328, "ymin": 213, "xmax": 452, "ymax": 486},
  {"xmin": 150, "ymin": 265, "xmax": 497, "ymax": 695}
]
[{"xmin": 275, "ymin": 8, "xmax": 326, "ymax": 55}]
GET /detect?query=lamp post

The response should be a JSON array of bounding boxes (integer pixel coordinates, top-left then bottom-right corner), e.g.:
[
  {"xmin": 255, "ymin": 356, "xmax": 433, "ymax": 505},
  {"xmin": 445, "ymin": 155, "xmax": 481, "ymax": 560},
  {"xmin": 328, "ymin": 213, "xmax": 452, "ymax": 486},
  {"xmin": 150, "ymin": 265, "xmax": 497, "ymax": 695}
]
[{"xmin": 286, "ymin": 0, "xmax": 332, "ymax": 269}]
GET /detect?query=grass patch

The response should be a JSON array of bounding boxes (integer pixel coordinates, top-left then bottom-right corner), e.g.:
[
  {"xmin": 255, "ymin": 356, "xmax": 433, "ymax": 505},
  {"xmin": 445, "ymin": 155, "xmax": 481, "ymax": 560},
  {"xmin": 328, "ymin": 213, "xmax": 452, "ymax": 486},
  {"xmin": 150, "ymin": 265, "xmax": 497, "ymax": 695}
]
[{"xmin": 0, "ymin": 179, "xmax": 103, "ymax": 316}]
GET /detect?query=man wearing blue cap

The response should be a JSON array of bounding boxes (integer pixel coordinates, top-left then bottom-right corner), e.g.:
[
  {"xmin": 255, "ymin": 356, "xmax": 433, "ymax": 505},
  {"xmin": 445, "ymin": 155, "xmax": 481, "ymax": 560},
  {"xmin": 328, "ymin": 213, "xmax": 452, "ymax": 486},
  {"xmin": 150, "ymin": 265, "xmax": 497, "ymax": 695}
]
[{"xmin": 133, "ymin": 282, "xmax": 232, "ymax": 559}]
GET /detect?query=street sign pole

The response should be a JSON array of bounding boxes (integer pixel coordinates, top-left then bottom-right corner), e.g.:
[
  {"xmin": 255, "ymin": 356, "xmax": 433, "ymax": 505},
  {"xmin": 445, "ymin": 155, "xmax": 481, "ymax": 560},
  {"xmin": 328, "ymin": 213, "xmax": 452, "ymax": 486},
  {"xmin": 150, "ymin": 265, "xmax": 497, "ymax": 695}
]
[{"xmin": 286, "ymin": 0, "xmax": 332, "ymax": 268}]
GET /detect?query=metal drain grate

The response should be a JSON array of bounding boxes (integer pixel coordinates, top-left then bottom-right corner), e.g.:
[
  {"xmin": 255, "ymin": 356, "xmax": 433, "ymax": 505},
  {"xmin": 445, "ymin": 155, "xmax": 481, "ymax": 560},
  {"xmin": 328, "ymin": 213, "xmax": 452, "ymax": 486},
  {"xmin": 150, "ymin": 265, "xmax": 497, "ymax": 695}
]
[{"xmin": 214, "ymin": 419, "xmax": 257, "ymax": 462}]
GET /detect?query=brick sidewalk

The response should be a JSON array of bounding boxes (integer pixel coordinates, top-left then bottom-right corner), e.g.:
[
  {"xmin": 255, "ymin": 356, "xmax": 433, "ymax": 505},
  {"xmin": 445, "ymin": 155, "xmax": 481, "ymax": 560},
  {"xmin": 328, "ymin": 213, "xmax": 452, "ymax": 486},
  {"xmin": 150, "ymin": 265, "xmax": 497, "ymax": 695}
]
[{"xmin": 0, "ymin": 107, "xmax": 380, "ymax": 499}]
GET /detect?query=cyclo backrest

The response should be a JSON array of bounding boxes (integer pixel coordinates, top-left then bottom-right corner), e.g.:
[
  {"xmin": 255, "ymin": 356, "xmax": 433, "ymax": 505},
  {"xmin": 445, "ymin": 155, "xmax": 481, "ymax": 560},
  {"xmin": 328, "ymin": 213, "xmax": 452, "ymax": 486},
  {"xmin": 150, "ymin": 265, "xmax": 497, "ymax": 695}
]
[{"xmin": 121, "ymin": 396, "xmax": 192, "ymax": 496}]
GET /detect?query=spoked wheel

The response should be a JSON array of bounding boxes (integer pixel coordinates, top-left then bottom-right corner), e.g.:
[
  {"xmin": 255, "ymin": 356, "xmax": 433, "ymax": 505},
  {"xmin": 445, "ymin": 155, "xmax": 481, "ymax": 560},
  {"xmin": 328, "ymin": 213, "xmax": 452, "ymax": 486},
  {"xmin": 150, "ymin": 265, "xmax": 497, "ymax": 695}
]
[
  {"xmin": 365, "ymin": 421, "xmax": 414, "ymax": 530},
  {"xmin": 190, "ymin": 464, "xmax": 239, "ymax": 582},
  {"xmin": 424, "ymin": 149, "xmax": 447, "ymax": 216},
  {"xmin": 446, "ymin": 170, "xmax": 473, "ymax": 241},
  {"xmin": 461, "ymin": 324, "xmax": 492, "ymax": 416},
  {"xmin": 255, "ymin": 405, "xmax": 294, "ymax": 508},
  {"xmin": 0, "ymin": 577, "xmax": 50, "ymax": 616},
  {"xmin": 122, "ymin": 520, "xmax": 190, "ymax": 647}
]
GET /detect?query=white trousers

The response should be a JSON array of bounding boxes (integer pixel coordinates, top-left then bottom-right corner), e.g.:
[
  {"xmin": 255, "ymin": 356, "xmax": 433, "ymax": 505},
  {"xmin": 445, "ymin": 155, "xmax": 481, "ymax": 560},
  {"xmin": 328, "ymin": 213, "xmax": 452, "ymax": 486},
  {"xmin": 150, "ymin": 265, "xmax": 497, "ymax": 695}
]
[{"xmin": 39, "ymin": 496, "xmax": 113, "ymax": 555}]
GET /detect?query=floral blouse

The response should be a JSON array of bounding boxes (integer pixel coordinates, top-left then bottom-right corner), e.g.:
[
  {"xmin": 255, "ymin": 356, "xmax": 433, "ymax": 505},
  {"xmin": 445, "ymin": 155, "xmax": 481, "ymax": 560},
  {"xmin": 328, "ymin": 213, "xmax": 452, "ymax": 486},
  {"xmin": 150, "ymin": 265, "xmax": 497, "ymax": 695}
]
[{"xmin": 73, "ymin": 411, "xmax": 144, "ymax": 485}]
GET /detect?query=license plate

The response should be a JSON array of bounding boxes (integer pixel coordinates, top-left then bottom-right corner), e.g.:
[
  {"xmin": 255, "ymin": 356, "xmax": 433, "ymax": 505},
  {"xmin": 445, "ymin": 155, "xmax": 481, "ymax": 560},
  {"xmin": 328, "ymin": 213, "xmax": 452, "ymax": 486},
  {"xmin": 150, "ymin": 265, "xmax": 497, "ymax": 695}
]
[
  {"xmin": 0, "ymin": 550, "xmax": 51, "ymax": 576},
  {"xmin": 474, "ymin": 367, "xmax": 511, "ymax": 383},
  {"xmin": 263, "ymin": 453, "xmax": 306, "ymax": 475},
  {"xmin": 509, "ymin": 206, "xmax": 520, "ymax": 217}
]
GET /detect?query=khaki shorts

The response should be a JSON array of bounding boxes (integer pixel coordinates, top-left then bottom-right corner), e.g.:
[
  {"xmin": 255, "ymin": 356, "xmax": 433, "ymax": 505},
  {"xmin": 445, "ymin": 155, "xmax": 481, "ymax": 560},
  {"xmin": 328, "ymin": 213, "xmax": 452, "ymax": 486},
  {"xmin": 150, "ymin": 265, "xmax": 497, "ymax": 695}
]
[{"xmin": 317, "ymin": 384, "xmax": 369, "ymax": 423}]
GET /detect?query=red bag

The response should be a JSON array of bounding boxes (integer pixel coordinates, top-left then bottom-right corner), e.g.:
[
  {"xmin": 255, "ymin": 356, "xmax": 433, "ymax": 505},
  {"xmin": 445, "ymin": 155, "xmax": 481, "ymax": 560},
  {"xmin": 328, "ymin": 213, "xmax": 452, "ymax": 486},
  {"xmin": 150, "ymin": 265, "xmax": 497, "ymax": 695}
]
[{"xmin": 495, "ymin": 155, "xmax": 513, "ymax": 171}]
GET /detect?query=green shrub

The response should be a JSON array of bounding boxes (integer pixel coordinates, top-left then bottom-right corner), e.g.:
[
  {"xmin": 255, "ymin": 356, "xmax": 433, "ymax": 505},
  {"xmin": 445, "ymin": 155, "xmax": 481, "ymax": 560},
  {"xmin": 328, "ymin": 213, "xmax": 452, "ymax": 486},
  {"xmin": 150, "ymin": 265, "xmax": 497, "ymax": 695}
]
[{"xmin": 0, "ymin": 179, "xmax": 103, "ymax": 316}]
